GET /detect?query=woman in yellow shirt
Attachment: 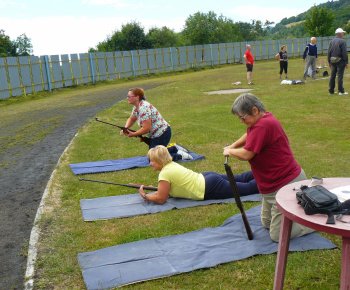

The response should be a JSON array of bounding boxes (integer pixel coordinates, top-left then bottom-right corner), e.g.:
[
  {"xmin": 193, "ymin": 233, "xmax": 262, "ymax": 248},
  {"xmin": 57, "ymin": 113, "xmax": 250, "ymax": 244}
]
[{"xmin": 138, "ymin": 145, "xmax": 258, "ymax": 204}]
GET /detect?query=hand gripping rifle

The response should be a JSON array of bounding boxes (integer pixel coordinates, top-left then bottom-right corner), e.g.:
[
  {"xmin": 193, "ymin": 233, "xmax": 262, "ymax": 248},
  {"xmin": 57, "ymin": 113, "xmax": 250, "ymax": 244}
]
[
  {"xmin": 79, "ymin": 178, "xmax": 158, "ymax": 191},
  {"xmin": 224, "ymin": 156, "xmax": 254, "ymax": 240},
  {"xmin": 95, "ymin": 118, "xmax": 150, "ymax": 145}
]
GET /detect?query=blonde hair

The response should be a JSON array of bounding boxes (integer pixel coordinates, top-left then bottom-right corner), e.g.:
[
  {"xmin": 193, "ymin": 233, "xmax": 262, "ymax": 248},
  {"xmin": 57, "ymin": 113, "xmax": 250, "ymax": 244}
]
[{"xmin": 147, "ymin": 145, "xmax": 172, "ymax": 167}]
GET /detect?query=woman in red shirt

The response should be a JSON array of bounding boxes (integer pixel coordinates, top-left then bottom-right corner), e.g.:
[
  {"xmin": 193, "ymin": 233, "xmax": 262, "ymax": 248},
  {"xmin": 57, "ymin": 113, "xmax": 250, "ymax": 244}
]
[{"xmin": 223, "ymin": 93, "xmax": 314, "ymax": 242}]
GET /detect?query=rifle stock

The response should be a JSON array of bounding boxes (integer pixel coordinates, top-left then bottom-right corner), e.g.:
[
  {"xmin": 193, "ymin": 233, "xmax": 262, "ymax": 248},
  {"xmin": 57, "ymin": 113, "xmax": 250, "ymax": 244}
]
[
  {"xmin": 95, "ymin": 118, "xmax": 150, "ymax": 145},
  {"xmin": 224, "ymin": 156, "xmax": 254, "ymax": 240},
  {"xmin": 79, "ymin": 178, "xmax": 158, "ymax": 191}
]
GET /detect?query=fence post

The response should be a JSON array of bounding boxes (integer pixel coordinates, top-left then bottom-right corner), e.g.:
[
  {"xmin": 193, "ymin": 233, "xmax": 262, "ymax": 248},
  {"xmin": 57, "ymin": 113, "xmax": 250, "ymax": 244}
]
[
  {"xmin": 88, "ymin": 53, "xmax": 95, "ymax": 84},
  {"xmin": 44, "ymin": 55, "xmax": 52, "ymax": 92},
  {"xmin": 130, "ymin": 51, "xmax": 135, "ymax": 76},
  {"xmin": 210, "ymin": 44, "xmax": 213, "ymax": 66},
  {"xmin": 170, "ymin": 47, "xmax": 174, "ymax": 70}
]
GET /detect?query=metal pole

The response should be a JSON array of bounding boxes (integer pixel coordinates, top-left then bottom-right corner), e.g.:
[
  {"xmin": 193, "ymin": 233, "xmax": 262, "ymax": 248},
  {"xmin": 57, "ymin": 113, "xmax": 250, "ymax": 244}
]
[{"xmin": 44, "ymin": 55, "xmax": 52, "ymax": 92}]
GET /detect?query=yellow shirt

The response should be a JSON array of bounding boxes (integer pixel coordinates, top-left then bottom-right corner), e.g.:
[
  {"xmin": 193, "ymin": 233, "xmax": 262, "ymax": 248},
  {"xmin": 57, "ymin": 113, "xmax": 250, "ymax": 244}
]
[{"xmin": 158, "ymin": 162, "xmax": 205, "ymax": 200}]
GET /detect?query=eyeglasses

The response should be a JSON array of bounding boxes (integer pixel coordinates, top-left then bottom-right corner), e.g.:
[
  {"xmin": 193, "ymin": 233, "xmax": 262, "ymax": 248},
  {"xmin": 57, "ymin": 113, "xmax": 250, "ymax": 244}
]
[
  {"xmin": 238, "ymin": 113, "xmax": 248, "ymax": 120},
  {"xmin": 127, "ymin": 95, "xmax": 136, "ymax": 98}
]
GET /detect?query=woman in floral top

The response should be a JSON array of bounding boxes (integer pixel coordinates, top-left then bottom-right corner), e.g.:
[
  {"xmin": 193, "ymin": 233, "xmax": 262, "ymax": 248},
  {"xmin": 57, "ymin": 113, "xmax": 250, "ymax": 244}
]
[{"xmin": 122, "ymin": 87, "xmax": 171, "ymax": 149}]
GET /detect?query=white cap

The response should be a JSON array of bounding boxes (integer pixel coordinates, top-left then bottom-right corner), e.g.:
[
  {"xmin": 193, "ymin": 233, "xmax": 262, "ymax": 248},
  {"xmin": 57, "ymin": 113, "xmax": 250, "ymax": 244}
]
[{"xmin": 335, "ymin": 28, "xmax": 346, "ymax": 34}]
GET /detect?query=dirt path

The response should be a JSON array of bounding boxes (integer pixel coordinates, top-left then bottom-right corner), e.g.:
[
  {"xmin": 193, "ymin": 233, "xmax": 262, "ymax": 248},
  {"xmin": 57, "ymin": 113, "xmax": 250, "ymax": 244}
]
[{"xmin": 0, "ymin": 83, "xmax": 160, "ymax": 289}]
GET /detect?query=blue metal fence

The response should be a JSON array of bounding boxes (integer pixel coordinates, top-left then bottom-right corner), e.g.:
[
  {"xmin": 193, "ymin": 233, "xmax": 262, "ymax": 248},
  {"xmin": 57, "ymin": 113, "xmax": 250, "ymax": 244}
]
[{"xmin": 1, "ymin": 35, "xmax": 349, "ymax": 99}]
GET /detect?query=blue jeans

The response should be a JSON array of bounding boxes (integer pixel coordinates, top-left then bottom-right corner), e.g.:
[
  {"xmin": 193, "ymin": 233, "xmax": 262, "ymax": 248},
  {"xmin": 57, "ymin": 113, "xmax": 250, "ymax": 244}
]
[
  {"xmin": 203, "ymin": 171, "xmax": 258, "ymax": 200},
  {"xmin": 148, "ymin": 126, "xmax": 171, "ymax": 149},
  {"xmin": 147, "ymin": 126, "xmax": 180, "ymax": 160},
  {"xmin": 329, "ymin": 59, "xmax": 346, "ymax": 94}
]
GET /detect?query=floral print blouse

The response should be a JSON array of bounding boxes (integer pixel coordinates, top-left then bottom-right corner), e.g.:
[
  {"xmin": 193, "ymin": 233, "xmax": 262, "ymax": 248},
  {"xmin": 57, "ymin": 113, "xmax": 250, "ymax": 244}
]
[{"xmin": 132, "ymin": 100, "xmax": 169, "ymax": 138}]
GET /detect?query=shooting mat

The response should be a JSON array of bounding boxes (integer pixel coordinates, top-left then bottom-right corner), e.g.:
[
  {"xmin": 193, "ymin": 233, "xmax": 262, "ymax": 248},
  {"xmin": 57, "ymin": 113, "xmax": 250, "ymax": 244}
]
[
  {"xmin": 78, "ymin": 204, "xmax": 336, "ymax": 289},
  {"xmin": 80, "ymin": 193, "xmax": 261, "ymax": 221},
  {"xmin": 70, "ymin": 152, "xmax": 205, "ymax": 175}
]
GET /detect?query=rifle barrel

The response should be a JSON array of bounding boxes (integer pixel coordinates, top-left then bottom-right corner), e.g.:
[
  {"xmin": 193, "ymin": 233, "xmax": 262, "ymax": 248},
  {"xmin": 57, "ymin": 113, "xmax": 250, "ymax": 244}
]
[
  {"xmin": 224, "ymin": 157, "xmax": 254, "ymax": 240},
  {"xmin": 79, "ymin": 178, "xmax": 158, "ymax": 191}
]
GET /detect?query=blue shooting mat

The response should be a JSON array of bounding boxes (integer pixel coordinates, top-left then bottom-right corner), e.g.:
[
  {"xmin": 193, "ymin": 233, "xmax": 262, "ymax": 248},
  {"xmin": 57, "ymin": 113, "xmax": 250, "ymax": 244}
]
[
  {"xmin": 70, "ymin": 152, "xmax": 205, "ymax": 175},
  {"xmin": 77, "ymin": 204, "xmax": 336, "ymax": 289},
  {"xmin": 80, "ymin": 193, "xmax": 261, "ymax": 221}
]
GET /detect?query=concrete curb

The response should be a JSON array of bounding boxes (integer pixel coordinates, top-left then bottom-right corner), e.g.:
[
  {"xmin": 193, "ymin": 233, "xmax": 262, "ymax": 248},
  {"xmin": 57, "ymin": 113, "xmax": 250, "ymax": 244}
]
[{"xmin": 24, "ymin": 134, "xmax": 78, "ymax": 289}]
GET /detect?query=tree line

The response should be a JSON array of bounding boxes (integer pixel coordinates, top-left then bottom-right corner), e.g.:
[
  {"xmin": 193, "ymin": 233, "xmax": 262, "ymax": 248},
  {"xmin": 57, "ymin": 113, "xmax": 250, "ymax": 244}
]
[
  {"xmin": 0, "ymin": 2, "xmax": 345, "ymax": 57},
  {"xmin": 89, "ymin": 6, "xmax": 337, "ymax": 53},
  {"xmin": 89, "ymin": 11, "xmax": 274, "ymax": 53},
  {"xmin": 0, "ymin": 30, "xmax": 33, "ymax": 57}
]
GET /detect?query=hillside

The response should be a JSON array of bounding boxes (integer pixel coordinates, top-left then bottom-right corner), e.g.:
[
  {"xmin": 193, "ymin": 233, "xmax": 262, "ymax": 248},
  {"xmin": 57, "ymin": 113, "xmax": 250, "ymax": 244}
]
[{"xmin": 267, "ymin": 0, "xmax": 350, "ymax": 38}]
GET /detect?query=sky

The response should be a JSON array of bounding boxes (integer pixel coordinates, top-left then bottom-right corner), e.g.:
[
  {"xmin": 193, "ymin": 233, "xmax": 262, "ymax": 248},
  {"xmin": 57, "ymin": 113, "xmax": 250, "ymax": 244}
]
[{"xmin": 0, "ymin": 0, "xmax": 329, "ymax": 56}]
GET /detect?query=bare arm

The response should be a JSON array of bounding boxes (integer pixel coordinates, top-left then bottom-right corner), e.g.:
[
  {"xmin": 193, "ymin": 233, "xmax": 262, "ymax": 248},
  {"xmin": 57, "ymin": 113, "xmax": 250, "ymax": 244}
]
[
  {"xmin": 127, "ymin": 118, "xmax": 151, "ymax": 137},
  {"xmin": 243, "ymin": 54, "xmax": 249, "ymax": 63},
  {"xmin": 224, "ymin": 133, "xmax": 247, "ymax": 150},
  {"xmin": 138, "ymin": 180, "xmax": 170, "ymax": 204},
  {"xmin": 223, "ymin": 147, "xmax": 255, "ymax": 161},
  {"xmin": 223, "ymin": 133, "xmax": 255, "ymax": 161},
  {"xmin": 121, "ymin": 114, "xmax": 137, "ymax": 135}
]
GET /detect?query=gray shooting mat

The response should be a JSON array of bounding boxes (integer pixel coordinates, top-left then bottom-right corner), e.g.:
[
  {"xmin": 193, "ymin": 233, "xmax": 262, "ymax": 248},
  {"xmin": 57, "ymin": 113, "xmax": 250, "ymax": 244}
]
[
  {"xmin": 80, "ymin": 193, "xmax": 261, "ymax": 221},
  {"xmin": 70, "ymin": 152, "xmax": 205, "ymax": 175},
  {"xmin": 77, "ymin": 204, "xmax": 336, "ymax": 289}
]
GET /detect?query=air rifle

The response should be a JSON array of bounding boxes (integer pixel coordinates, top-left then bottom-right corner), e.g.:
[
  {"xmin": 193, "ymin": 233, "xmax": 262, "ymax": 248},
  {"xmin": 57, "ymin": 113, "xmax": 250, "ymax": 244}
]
[
  {"xmin": 224, "ymin": 156, "xmax": 254, "ymax": 240},
  {"xmin": 95, "ymin": 118, "xmax": 150, "ymax": 145},
  {"xmin": 79, "ymin": 178, "xmax": 158, "ymax": 191}
]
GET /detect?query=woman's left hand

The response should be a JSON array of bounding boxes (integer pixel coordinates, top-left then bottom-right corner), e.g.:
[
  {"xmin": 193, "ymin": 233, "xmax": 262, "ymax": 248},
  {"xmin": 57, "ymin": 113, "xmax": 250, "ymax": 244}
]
[
  {"xmin": 126, "ymin": 130, "xmax": 136, "ymax": 137},
  {"xmin": 138, "ymin": 185, "xmax": 146, "ymax": 198}
]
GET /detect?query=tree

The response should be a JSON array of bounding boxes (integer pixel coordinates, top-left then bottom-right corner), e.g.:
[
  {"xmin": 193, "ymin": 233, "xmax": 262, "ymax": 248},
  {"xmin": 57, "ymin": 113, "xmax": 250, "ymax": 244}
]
[
  {"xmin": 119, "ymin": 21, "xmax": 151, "ymax": 50},
  {"xmin": 94, "ymin": 21, "xmax": 151, "ymax": 52},
  {"xmin": 236, "ymin": 22, "xmax": 255, "ymax": 41},
  {"xmin": 14, "ymin": 33, "xmax": 33, "ymax": 56},
  {"xmin": 182, "ymin": 11, "xmax": 243, "ymax": 45},
  {"xmin": 0, "ymin": 29, "xmax": 14, "ymax": 57},
  {"xmin": 303, "ymin": 6, "xmax": 335, "ymax": 36},
  {"xmin": 147, "ymin": 26, "xmax": 182, "ymax": 48}
]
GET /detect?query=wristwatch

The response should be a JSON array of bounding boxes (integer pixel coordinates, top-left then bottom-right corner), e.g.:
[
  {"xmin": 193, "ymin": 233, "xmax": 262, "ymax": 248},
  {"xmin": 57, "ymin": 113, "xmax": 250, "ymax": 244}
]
[{"xmin": 143, "ymin": 193, "xmax": 148, "ymax": 200}]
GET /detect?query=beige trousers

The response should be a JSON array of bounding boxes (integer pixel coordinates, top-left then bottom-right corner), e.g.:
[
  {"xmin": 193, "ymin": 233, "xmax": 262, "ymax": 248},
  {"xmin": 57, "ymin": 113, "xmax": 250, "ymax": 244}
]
[{"xmin": 260, "ymin": 169, "xmax": 315, "ymax": 242}]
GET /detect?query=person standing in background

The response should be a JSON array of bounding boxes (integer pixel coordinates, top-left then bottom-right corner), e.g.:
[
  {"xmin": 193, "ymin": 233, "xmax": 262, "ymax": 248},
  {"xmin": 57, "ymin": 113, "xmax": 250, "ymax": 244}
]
[
  {"xmin": 243, "ymin": 44, "xmax": 254, "ymax": 85},
  {"xmin": 328, "ymin": 28, "xmax": 349, "ymax": 95},
  {"xmin": 302, "ymin": 37, "xmax": 317, "ymax": 80},
  {"xmin": 276, "ymin": 45, "xmax": 288, "ymax": 79}
]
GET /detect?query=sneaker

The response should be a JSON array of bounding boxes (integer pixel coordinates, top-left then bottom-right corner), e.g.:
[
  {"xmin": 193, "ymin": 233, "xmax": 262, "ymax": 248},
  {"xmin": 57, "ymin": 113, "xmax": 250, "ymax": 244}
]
[
  {"xmin": 177, "ymin": 149, "xmax": 193, "ymax": 160},
  {"xmin": 285, "ymin": 77, "xmax": 288, "ymax": 79},
  {"xmin": 339, "ymin": 92, "xmax": 349, "ymax": 95},
  {"xmin": 174, "ymin": 143, "xmax": 190, "ymax": 153},
  {"xmin": 248, "ymin": 82, "xmax": 254, "ymax": 85},
  {"xmin": 328, "ymin": 92, "xmax": 334, "ymax": 95}
]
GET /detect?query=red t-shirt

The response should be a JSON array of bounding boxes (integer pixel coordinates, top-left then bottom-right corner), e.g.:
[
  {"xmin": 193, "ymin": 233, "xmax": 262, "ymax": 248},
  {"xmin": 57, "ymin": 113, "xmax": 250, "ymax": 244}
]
[
  {"xmin": 245, "ymin": 50, "xmax": 254, "ymax": 65},
  {"xmin": 244, "ymin": 112, "xmax": 301, "ymax": 194}
]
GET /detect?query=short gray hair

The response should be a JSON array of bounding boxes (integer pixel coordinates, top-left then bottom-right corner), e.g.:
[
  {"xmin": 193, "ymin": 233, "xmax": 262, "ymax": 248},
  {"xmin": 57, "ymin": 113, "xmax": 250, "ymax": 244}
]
[
  {"xmin": 231, "ymin": 93, "xmax": 266, "ymax": 115},
  {"xmin": 311, "ymin": 37, "xmax": 316, "ymax": 42}
]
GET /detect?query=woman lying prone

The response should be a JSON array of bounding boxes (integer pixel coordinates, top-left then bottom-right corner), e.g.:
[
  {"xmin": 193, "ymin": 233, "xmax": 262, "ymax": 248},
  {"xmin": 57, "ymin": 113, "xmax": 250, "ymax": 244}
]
[{"xmin": 138, "ymin": 145, "xmax": 258, "ymax": 204}]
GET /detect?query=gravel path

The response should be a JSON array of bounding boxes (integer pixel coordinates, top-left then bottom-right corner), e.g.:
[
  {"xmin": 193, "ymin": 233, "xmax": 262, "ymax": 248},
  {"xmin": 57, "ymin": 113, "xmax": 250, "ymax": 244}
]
[{"xmin": 0, "ymin": 83, "xmax": 159, "ymax": 289}]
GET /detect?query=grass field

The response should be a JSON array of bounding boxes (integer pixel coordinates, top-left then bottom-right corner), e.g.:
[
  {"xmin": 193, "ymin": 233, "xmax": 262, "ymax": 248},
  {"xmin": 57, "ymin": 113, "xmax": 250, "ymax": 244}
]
[{"xmin": 33, "ymin": 57, "xmax": 350, "ymax": 289}]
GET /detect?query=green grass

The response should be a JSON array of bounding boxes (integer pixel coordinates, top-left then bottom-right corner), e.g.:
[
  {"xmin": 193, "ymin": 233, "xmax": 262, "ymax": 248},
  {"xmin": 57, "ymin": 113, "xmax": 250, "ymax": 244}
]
[{"xmin": 34, "ymin": 58, "xmax": 350, "ymax": 289}]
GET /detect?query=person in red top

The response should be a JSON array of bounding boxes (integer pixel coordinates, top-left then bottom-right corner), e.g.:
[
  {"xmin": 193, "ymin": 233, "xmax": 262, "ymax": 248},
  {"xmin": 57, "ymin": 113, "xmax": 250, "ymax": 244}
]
[
  {"xmin": 223, "ymin": 93, "xmax": 314, "ymax": 242},
  {"xmin": 243, "ymin": 44, "xmax": 254, "ymax": 85}
]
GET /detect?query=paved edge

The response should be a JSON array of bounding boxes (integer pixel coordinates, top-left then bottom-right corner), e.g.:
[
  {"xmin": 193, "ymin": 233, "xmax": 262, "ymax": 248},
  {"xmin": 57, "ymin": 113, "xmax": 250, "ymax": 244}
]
[{"xmin": 24, "ymin": 133, "xmax": 78, "ymax": 290}]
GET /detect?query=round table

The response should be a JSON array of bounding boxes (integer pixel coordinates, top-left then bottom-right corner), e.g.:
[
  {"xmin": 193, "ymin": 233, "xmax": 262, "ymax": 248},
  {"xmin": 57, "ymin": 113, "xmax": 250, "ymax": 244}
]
[{"xmin": 274, "ymin": 177, "xmax": 350, "ymax": 290}]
